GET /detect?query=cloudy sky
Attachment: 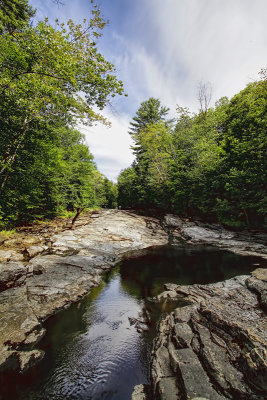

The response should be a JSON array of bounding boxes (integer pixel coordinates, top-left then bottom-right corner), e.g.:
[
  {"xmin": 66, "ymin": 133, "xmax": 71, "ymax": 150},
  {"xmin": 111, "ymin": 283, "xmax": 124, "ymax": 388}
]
[{"xmin": 31, "ymin": 0, "xmax": 267, "ymax": 180}]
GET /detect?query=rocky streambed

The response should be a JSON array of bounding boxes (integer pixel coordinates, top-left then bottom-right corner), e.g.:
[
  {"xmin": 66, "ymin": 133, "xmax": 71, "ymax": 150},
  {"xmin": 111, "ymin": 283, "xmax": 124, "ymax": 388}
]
[
  {"xmin": 0, "ymin": 210, "xmax": 168, "ymax": 374},
  {"xmin": 0, "ymin": 210, "xmax": 266, "ymax": 400},
  {"xmin": 132, "ymin": 216, "xmax": 267, "ymax": 400},
  {"xmin": 139, "ymin": 269, "xmax": 266, "ymax": 400}
]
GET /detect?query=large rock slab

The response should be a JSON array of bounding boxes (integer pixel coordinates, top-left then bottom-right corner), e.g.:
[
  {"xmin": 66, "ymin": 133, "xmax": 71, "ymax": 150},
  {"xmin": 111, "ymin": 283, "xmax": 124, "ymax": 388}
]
[
  {"xmin": 163, "ymin": 214, "xmax": 267, "ymax": 257},
  {"xmin": 150, "ymin": 271, "xmax": 267, "ymax": 400},
  {"xmin": 0, "ymin": 210, "xmax": 168, "ymax": 373}
]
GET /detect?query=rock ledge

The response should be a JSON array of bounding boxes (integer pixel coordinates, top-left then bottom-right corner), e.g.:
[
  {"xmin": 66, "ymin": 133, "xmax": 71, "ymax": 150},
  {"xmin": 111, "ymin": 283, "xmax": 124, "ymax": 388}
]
[{"xmin": 148, "ymin": 268, "xmax": 267, "ymax": 400}]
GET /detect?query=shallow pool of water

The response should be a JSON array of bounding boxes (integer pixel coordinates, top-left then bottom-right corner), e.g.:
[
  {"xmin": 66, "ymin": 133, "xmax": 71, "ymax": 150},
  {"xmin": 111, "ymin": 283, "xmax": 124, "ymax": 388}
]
[{"xmin": 1, "ymin": 245, "xmax": 265, "ymax": 400}]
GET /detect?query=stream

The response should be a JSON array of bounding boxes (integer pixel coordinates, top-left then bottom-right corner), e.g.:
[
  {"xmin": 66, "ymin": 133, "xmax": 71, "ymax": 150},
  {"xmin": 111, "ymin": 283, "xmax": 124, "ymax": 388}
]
[{"xmin": 1, "ymin": 245, "xmax": 265, "ymax": 400}]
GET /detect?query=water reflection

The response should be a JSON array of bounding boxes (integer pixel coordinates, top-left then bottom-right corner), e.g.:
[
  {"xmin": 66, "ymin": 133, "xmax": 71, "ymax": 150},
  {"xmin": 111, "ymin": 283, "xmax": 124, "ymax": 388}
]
[
  {"xmin": 120, "ymin": 245, "xmax": 264, "ymax": 298},
  {"xmin": 0, "ymin": 245, "xmax": 264, "ymax": 400}
]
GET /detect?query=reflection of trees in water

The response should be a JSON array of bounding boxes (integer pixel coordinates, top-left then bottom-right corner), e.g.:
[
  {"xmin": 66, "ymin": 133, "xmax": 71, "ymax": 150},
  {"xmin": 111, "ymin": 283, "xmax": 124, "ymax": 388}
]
[{"xmin": 119, "ymin": 245, "xmax": 260, "ymax": 299}]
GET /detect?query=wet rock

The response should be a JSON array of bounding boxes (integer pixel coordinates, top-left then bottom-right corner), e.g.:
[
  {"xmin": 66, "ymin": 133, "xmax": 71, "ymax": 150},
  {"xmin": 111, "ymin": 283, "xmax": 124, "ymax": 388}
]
[
  {"xmin": 150, "ymin": 272, "xmax": 267, "ymax": 400},
  {"xmin": 19, "ymin": 349, "xmax": 44, "ymax": 373}
]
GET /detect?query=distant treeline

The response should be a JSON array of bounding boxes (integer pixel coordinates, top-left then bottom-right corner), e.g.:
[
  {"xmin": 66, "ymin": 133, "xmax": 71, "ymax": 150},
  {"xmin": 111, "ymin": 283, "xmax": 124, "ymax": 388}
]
[
  {"xmin": 0, "ymin": 0, "xmax": 122, "ymax": 228},
  {"xmin": 118, "ymin": 74, "xmax": 267, "ymax": 229}
]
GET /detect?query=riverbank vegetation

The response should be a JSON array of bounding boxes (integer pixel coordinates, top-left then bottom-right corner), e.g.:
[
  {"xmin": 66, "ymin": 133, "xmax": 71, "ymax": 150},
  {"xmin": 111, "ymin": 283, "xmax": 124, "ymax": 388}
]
[
  {"xmin": 0, "ymin": 0, "xmax": 121, "ymax": 228},
  {"xmin": 1, "ymin": 1, "xmax": 266, "ymax": 230},
  {"xmin": 118, "ymin": 74, "xmax": 267, "ymax": 229}
]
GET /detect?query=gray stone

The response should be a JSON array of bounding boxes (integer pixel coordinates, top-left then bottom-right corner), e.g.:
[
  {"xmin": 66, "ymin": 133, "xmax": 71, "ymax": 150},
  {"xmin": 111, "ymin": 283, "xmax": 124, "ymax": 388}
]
[
  {"xmin": 0, "ymin": 261, "xmax": 27, "ymax": 292},
  {"xmin": 0, "ymin": 210, "xmax": 168, "ymax": 373},
  {"xmin": 246, "ymin": 268, "xmax": 267, "ymax": 311},
  {"xmin": 0, "ymin": 250, "xmax": 24, "ymax": 263},
  {"xmin": 150, "ymin": 271, "xmax": 267, "ymax": 400},
  {"xmin": 131, "ymin": 384, "xmax": 147, "ymax": 400},
  {"xmin": 27, "ymin": 245, "xmax": 47, "ymax": 258},
  {"xmin": 164, "ymin": 214, "xmax": 267, "ymax": 258},
  {"xmin": 157, "ymin": 377, "xmax": 180, "ymax": 400}
]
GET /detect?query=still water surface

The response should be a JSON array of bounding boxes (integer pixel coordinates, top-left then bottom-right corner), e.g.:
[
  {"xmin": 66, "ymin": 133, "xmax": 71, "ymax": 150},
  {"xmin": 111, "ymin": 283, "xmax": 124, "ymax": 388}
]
[{"xmin": 1, "ymin": 245, "xmax": 265, "ymax": 400}]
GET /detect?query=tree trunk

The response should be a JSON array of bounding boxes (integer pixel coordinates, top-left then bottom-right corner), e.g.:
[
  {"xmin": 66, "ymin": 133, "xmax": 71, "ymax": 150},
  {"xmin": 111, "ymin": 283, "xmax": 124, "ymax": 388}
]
[{"xmin": 71, "ymin": 207, "xmax": 85, "ymax": 227}]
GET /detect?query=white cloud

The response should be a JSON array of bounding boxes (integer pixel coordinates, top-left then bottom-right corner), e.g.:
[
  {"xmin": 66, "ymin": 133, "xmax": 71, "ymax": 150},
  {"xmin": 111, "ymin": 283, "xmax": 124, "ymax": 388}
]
[
  {"xmin": 78, "ymin": 110, "xmax": 134, "ymax": 182},
  {"xmin": 30, "ymin": 0, "xmax": 267, "ymax": 179},
  {"xmin": 141, "ymin": 0, "xmax": 267, "ymax": 108}
]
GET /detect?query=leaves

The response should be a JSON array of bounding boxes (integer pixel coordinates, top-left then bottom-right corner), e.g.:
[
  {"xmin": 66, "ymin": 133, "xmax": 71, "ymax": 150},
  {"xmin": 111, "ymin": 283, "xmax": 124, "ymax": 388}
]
[
  {"xmin": 118, "ymin": 75, "xmax": 266, "ymax": 228},
  {"xmin": 0, "ymin": 0, "xmax": 123, "ymax": 227}
]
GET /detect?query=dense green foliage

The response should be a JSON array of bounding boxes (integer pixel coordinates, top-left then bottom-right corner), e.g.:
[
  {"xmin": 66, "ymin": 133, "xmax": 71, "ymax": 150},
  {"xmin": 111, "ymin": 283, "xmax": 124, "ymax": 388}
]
[
  {"xmin": 118, "ymin": 77, "xmax": 267, "ymax": 228},
  {"xmin": 1, "ymin": 0, "xmax": 265, "ymax": 230},
  {"xmin": 0, "ymin": 0, "xmax": 121, "ymax": 228}
]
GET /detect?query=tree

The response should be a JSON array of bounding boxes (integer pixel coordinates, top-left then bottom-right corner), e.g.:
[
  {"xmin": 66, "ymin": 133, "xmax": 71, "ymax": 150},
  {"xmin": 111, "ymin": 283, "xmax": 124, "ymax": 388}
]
[
  {"xmin": 0, "ymin": 1, "xmax": 124, "ymax": 191},
  {"xmin": 0, "ymin": 0, "xmax": 35, "ymax": 34},
  {"xmin": 102, "ymin": 178, "xmax": 118, "ymax": 208},
  {"xmin": 118, "ymin": 75, "xmax": 266, "ymax": 228},
  {"xmin": 216, "ymin": 79, "xmax": 267, "ymax": 227},
  {"xmin": 129, "ymin": 97, "xmax": 171, "ymax": 159},
  {"xmin": 0, "ymin": 123, "xmax": 106, "ymax": 227},
  {"xmin": 118, "ymin": 167, "xmax": 139, "ymax": 208},
  {"xmin": 118, "ymin": 98, "xmax": 172, "ymax": 209},
  {"xmin": 197, "ymin": 81, "xmax": 212, "ymax": 114}
]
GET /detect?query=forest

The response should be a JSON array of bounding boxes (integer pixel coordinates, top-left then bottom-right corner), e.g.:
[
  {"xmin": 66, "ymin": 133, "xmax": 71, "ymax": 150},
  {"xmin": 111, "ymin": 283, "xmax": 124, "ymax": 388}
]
[
  {"xmin": 0, "ymin": 0, "xmax": 120, "ymax": 228},
  {"xmin": 0, "ymin": 0, "xmax": 266, "ymax": 230},
  {"xmin": 118, "ymin": 74, "xmax": 267, "ymax": 229}
]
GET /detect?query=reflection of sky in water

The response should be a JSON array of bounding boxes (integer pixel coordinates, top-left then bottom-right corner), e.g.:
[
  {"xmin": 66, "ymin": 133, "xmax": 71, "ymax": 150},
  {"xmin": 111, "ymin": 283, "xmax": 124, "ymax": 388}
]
[{"xmin": 2, "ymin": 246, "xmax": 265, "ymax": 400}]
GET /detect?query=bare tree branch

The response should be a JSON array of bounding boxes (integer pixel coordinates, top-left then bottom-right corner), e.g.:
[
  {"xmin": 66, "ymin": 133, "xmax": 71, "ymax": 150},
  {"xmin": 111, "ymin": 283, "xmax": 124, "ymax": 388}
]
[{"xmin": 198, "ymin": 81, "xmax": 212, "ymax": 114}]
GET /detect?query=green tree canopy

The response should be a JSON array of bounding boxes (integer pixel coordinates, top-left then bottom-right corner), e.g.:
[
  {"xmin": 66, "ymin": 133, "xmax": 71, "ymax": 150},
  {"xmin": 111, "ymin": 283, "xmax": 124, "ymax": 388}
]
[
  {"xmin": 118, "ymin": 75, "xmax": 266, "ymax": 228},
  {"xmin": 0, "ymin": 1, "xmax": 124, "ymax": 191},
  {"xmin": 0, "ymin": 0, "xmax": 35, "ymax": 34}
]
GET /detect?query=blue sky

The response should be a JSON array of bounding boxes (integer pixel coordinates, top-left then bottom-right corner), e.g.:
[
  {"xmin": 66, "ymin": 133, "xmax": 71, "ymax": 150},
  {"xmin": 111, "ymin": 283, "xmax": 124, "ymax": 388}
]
[{"xmin": 31, "ymin": 0, "xmax": 267, "ymax": 180}]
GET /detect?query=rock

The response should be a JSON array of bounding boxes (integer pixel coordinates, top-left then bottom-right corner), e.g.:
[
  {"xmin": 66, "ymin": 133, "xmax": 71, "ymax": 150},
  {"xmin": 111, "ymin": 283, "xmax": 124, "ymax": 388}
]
[
  {"xmin": 0, "ymin": 210, "xmax": 168, "ymax": 373},
  {"xmin": 19, "ymin": 349, "xmax": 44, "ymax": 373},
  {"xmin": 3, "ymin": 235, "xmax": 41, "ymax": 248},
  {"xmin": 26, "ymin": 245, "xmax": 47, "ymax": 258},
  {"xmin": 150, "ymin": 272, "xmax": 267, "ymax": 400},
  {"xmin": 246, "ymin": 268, "xmax": 267, "ymax": 311},
  {"xmin": 164, "ymin": 214, "xmax": 267, "ymax": 258},
  {"xmin": 0, "ymin": 286, "xmax": 44, "ymax": 373},
  {"xmin": 131, "ymin": 384, "xmax": 148, "ymax": 400},
  {"xmin": 0, "ymin": 250, "xmax": 24, "ymax": 263},
  {"xmin": 0, "ymin": 262, "xmax": 27, "ymax": 292},
  {"xmin": 0, "ymin": 234, "xmax": 7, "ymax": 245},
  {"xmin": 164, "ymin": 214, "xmax": 184, "ymax": 229},
  {"xmin": 0, "ymin": 209, "xmax": 266, "ymax": 380}
]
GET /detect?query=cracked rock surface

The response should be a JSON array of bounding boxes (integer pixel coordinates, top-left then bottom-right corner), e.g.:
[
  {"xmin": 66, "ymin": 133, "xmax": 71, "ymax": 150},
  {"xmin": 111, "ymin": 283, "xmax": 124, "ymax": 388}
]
[
  {"xmin": 0, "ymin": 210, "xmax": 168, "ymax": 373},
  {"xmin": 163, "ymin": 214, "xmax": 267, "ymax": 258},
  {"xmin": 149, "ymin": 269, "xmax": 267, "ymax": 400},
  {"xmin": 1, "ymin": 208, "xmax": 266, "ymax": 392}
]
